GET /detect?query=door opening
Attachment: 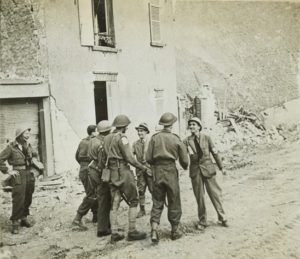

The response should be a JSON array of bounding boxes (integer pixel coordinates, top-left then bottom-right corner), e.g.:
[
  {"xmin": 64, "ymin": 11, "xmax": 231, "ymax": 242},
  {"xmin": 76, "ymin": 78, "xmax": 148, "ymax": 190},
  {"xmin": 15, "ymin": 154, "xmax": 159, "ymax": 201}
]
[{"xmin": 94, "ymin": 81, "xmax": 108, "ymax": 123}]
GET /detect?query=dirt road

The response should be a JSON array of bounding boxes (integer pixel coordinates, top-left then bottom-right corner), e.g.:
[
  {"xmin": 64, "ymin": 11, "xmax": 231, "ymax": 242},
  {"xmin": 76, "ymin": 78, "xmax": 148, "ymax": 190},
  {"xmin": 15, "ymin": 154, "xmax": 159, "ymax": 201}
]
[{"xmin": 1, "ymin": 139, "xmax": 300, "ymax": 259}]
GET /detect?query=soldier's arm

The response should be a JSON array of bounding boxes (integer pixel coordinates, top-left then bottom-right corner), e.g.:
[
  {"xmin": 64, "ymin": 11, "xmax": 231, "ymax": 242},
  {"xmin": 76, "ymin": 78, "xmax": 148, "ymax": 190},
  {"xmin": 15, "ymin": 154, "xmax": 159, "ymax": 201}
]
[
  {"xmin": 97, "ymin": 145, "xmax": 105, "ymax": 170},
  {"xmin": 119, "ymin": 137, "xmax": 148, "ymax": 171},
  {"xmin": 75, "ymin": 144, "xmax": 80, "ymax": 164},
  {"xmin": 178, "ymin": 141, "xmax": 189, "ymax": 170},
  {"xmin": 208, "ymin": 136, "xmax": 223, "ymax": 170},
  {"xmin": 0, "ymin": 145, "xmax": 12, "ymax": 174},
  {"xmin": 146, "ymin": 137, "xmax": 154, "ymax": 165}
]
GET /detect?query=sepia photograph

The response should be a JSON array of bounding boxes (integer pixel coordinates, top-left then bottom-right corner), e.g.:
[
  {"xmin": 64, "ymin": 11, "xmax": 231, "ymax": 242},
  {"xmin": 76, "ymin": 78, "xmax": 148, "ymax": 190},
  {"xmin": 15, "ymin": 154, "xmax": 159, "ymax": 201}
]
[{"xmin": 0, "ymin": 0, "xmax": 299, "ymax": 258}]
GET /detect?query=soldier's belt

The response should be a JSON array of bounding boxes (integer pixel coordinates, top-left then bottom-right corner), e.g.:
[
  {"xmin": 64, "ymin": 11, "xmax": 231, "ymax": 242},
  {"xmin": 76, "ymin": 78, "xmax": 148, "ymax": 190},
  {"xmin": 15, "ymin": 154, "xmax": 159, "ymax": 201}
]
[
  {"xmin": 13, "ymin": 165, "xmax": 26, "ymax": 170},
  {"xmin": 153, "ymin": 159, "xmax": 175, "ymax": 166}
]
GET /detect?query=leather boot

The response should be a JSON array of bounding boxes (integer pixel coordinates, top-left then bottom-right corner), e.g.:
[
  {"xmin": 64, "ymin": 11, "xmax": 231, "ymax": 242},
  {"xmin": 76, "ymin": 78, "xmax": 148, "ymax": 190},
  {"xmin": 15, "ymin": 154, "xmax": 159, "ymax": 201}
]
[
  {"xmin": 72, "ymin": 213, "xmax": 85, "ymax": 228},
  {"xmin": 171, "ymin": 224, "xmax": 183, "ymax": 240},
  {"xmin": 127, "ymin": 207, "xmax": 147, "ymax": 241},
  {"xmin": 11, "ymin": 220, "xmax": 19, "ymax": 234},
  {"xmin": 136, "ymin": 205, "xmax": 146, "ymax": 218},
  {"xmin": 110, "ymin": 210, "xmax": 125, "ymax": 243},
  {"xmin": 20, "ymin": 217, "xmax": 32, "ymax": 228}
]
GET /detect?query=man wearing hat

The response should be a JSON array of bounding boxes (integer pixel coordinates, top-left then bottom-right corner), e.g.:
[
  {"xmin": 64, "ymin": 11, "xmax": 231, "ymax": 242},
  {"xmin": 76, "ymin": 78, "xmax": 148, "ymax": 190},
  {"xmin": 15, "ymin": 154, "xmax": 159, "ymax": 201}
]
[
  {"xmin": 0, "ymin": 126, "xmax": 36, "ymax": 234},
  {"xmin": 73, "ymin": 125, "xmax": 98, "ymax": 228},
  {"xmin": 87, "ymin": 120, "xmax": 112, "ymax": 237},
  {"xmin": 146, "ymin": 112, "xmax": 189, "ymax": 243},
  {"xmin": 183, "ymin": 117, "xmax": 228, "ymax": 231},
  {"xmin": 132, "ymin": 123, "xmax": 153, "ymax": 218},
  {"xmin": 103, "ymin": 114, "xmax": 151, "ymax": 243}
]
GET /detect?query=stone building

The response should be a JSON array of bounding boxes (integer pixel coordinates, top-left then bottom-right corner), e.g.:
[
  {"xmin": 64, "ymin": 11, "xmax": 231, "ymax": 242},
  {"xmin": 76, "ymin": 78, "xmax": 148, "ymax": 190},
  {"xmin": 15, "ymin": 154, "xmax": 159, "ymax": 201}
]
[{"xmin": 0, "ymin": 0, "xmax": 178, "ymax": 175}]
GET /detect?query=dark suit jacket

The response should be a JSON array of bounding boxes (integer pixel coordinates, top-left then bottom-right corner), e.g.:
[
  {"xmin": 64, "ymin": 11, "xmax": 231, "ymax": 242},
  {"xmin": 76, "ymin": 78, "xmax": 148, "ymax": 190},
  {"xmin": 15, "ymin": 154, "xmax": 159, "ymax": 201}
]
[{"xmin": 183, "ymin": 134, "xmax": 223, "ymax": 178}]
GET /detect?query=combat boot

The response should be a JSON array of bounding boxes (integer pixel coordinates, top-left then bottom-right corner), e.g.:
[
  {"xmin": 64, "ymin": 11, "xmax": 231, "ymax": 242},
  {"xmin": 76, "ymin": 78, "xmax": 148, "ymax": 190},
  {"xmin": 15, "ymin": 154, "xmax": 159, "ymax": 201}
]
[
  {"xmin": 171, "ymin": 224, "xmax": 183, "ymax": 240},
  {"xmin": 136, "ymin": 205, "xmax": 146, "ymax": 218},
  {"xmin": 111, "ymin": 233, "xmax": 125, "ymax": 243},
  {"xmin": 11, "ymin": 220, "xmax": 19, "ymax": 234},
  {"xmin": 72, "ymin": 213, "xmax": 86, "ymax": 229},
  {"xmin": 127, "ymin": 207, "xmax": 147, "ymax": 241},
  {"xmin": 20, "ymin": 217, "xmax": 32, "ymax": 228},
  {"xmin": 151, "ymin": 229, "xmax": 159, "ymax": 244}
]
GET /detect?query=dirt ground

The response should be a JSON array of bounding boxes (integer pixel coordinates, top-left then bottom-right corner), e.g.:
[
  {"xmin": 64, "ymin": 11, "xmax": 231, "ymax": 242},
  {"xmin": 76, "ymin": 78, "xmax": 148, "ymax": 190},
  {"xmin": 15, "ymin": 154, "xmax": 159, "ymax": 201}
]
[{"xmin": 1, "ymin": 138, "xmax": 300, "ymax": 259}]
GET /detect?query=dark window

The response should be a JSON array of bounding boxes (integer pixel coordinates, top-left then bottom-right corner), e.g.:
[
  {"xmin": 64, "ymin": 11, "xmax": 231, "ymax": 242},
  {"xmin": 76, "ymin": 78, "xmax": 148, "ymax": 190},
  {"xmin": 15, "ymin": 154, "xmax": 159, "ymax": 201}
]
[{"xmin": 94, "ymin": 81, "xmax": 108, "ymax": 123}]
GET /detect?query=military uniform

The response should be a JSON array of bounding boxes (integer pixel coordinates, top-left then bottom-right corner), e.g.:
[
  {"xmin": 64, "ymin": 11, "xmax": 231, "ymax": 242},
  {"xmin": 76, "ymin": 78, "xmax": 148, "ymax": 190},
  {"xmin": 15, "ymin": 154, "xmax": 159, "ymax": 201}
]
[
  {"xmin": 88, "ymin": 134, "xmax": 111, "ymax": 235},
  {"xmin": 132, "ymin": 137, "xmax": 153, "ymax": 210},
  {"xmin": 75, "ymin": 135, "xmax": 98, "ymax": 219},
  {"xmin": 0, "ymin": 141, "xmax": 35, "ymax": 223},
  {"xmin": 183, "ymin": 130, "xmax": 227, "ymax": 227},
  {"xmin": 146, "ymin": 128, "xmax": 189, "ymax": 232},
  {"xmin": 103, "ymin": 116, "xmax": 149, "ymax": 242}
]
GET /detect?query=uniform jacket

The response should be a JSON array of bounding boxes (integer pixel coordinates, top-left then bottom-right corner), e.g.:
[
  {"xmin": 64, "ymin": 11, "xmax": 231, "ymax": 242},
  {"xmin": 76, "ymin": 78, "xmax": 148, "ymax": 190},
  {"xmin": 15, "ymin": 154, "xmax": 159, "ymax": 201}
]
[
  {"xmin": 0, "ymin": 141, "xmax": 34, "ymax": 174},
  {"xmin": 88, "ymin": 134, "xmax": 105, "ymax": 170},
  {"xmin": 103, "ymin": 130, "xmax": 147, "ymax": 171},
  {"xmin": 75, "ymin": 136, "xmax": 93, "ymax": 164},
  {"xmin": 146, "ymin": 128, "xmax": 189, "ymax": 170},
  {"xmin": 183, "ymin": 134, "xmax": 223, "ymax": 178}
]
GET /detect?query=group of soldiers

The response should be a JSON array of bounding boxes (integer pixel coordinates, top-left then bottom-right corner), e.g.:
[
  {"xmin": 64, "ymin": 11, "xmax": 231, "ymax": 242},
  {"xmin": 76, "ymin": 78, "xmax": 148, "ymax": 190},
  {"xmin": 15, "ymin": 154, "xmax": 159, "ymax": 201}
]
[{"xmin": 72, "ymin": 112, "xmax": 228, "ymax": 244}]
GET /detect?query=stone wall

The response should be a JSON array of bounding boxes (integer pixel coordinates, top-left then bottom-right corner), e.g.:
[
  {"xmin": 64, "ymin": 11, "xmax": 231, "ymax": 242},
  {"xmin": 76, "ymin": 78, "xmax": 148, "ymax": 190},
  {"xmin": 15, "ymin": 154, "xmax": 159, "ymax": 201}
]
[{"xmin": 0, "ymin": 0, "xmax": 47, "ymax": 80}]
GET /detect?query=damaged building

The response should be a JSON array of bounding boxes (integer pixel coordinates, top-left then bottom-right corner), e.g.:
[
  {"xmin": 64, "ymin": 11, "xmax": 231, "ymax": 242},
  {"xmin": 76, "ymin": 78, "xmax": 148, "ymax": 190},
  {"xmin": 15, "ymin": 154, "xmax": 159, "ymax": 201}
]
[{"xmin": 0, "ymin": 0, "xmax": 178, "ymax": 175}]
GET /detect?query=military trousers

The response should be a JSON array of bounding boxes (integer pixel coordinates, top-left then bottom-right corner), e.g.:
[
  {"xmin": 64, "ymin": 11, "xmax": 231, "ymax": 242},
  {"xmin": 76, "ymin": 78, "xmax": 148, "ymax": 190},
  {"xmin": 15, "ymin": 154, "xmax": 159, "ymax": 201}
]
[
  {"xmin": 93, "ymin": 168, "xmax": 111, "ymax": 232},
  {"xmin": 150, "ymin": 162, "xmax": 182, "ymax": 226},
  {"xmin": 77, "ymin": 163, "xmax": 98, "ymax": 216},
  {"xmin": 191, "ymin": 169, "xmax": 226, "ymax": 225},
  {"xmin": 108, "ymin": 161, "xmax": 139, "ymax": 208},
  {"xmin": 136, "ymin": 169, "xmax": 153, "ymax": 206},
  {"xmin": 10, "ymin": 169, "xmax": 35, "ymax": 221}
]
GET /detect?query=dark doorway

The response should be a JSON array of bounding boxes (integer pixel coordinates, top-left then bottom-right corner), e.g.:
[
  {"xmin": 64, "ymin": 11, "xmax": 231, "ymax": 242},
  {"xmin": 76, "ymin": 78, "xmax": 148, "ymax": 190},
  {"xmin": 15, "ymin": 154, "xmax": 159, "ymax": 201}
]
[{"xmin": 94, "ymin": 81, "xmax": 108, "ymax": 123}]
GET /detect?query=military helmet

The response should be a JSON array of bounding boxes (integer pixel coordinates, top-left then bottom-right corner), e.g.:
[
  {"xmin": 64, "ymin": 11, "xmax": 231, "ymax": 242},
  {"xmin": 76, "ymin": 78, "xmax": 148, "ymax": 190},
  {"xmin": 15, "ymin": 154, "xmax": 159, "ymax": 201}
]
[
  {"xmin": 135, "ymin": 122, "xmax": 150, "ymax": 134},
  {"xmin": 15, "ymin": 126, "xmax": 31, "ymax": 139},
  {"xmin": 97, "ymin": 120, "xmax": 112, "ymax": 133},
  {"xmin": 188, "ymin": 117, "xmax": 202, "ymax": 130},
  {"xmin": 158, "ymin": 112, "xmax": 177, "ymax": 126},
  {"xmin": 112, "ymin": 114, "xmax": 131, "ymax": 128}
]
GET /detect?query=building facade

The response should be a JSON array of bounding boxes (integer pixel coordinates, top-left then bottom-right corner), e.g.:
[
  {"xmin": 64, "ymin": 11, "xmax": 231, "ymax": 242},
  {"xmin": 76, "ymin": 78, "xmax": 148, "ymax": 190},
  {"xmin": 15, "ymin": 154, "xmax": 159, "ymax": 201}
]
[{"xmin": 0, "ymin": 0, "xmax": 178, "ymax": 175}]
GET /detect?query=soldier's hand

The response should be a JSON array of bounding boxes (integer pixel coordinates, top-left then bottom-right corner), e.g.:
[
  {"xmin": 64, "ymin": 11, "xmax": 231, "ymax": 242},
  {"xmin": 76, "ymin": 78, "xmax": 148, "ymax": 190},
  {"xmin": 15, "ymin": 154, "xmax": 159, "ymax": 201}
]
[
  {"xmin": 8, "ymin": 170, "xmax": 19, "ymax": 177},
  {"xmin": 221, "ymin": 169, "xmax": 227, "ymax": 176}
]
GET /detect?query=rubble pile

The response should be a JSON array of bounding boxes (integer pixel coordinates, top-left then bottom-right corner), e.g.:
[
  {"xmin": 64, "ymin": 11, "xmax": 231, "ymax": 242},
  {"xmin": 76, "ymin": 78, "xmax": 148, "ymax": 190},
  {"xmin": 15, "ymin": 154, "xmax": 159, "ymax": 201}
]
[{"xmin": 209, "ymin": 107, "xmax": 300, "ymax": 170}]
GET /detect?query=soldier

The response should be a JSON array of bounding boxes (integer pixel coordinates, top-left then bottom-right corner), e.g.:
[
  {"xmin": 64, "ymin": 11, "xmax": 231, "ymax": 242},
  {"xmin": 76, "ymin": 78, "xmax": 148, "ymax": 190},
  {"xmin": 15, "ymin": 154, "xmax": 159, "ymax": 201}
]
[
  {"xmin": 72, "ymin": 125, "xmax": 97, "ymax": 227},
  {"xmin": 146, "ymin": 112, "xmax": 189, "ymax": 243},
  {"xmin": 88, "ymin": 120, "xmax": 112, "ymax": 237},
  {"xmin": 183, "ymin": 117, "xmax": 228, "ymax": 231},
  {"xmin": 103, "ymin": 114, "xmax": 151, "ymax": 243},
  {"xmin": 132, "ymin": 123, "xmax": 153, "ymax": 218},
  {"xmin": 0, "ymin": 126, "xmax": 37, "ymax": 234}
]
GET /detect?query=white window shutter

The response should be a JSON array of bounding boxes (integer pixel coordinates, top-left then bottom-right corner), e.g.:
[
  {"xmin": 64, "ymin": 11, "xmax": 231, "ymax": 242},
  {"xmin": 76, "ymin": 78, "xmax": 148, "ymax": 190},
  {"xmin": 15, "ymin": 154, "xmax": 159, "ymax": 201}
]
[
  {"xmin": 78, "ymin": 0, "xmax": 94, "ymax": 46},
  {"xmin": 149, "ymin": 1, "xmax": 162, "ymax": 45}
]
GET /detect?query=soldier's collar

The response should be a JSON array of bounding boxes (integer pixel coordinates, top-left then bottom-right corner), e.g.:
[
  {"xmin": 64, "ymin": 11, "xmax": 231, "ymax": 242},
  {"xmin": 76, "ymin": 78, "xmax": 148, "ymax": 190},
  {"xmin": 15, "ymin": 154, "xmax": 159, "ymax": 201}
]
[{"xmin": 161, "ymin": 128, "xmax": 172, "ymax": 133}]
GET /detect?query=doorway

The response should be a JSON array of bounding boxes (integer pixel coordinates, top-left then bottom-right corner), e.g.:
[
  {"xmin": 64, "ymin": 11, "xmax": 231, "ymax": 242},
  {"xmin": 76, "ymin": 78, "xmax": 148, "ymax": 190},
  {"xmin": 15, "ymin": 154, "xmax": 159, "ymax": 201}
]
[{"xmin": 94, "ymin": 81, "xmax": 108, "ymax": 123}]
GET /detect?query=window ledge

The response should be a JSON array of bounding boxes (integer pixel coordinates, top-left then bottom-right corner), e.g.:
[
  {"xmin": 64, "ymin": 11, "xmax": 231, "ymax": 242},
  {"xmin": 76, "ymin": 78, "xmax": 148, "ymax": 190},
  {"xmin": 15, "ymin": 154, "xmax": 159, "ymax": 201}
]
[
  {"xmin": 150, "ymin": 42, "xmax": 165, "ymax": 48},
  {"xmin": 92, "ymin": 46, "xmax": 119, "ymax": 53}
]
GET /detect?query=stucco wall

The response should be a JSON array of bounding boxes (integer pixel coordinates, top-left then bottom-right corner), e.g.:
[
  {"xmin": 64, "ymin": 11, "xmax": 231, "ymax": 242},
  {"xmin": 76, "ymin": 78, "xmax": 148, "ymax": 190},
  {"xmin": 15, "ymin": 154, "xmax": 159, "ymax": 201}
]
[{"xmin": 175, "ymin": 1, "xmax": 300, "ymax": 112}]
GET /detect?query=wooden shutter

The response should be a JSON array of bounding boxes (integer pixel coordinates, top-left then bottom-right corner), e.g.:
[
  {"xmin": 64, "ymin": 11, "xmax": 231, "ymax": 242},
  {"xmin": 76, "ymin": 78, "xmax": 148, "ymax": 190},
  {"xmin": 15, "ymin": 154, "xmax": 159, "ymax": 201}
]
[
  {"xmin": 0, "ymin": 99, "xmax": 40, "ymax": 154},
  {"xmin": 78, "ymin": 0, "xmax": 94, "ymax": 46},
  {"xmin": 149, "ymin": 0, "xmax": 163, "ymax": 46}
]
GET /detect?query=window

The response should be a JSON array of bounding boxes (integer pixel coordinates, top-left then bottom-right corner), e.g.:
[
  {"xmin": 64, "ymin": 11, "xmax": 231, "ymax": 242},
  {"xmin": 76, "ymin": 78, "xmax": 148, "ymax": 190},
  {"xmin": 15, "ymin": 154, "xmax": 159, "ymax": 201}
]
[
  {"xmin": 93, "ymin": 0, "xmax": 115, "ymax": 47},
  {"xmin": 149, "ymin": 0, "xmax": 163, "ymax": 47},
  {"xmin": 78, "ymin": 0, "xmax": 115, "ymax": 48}
]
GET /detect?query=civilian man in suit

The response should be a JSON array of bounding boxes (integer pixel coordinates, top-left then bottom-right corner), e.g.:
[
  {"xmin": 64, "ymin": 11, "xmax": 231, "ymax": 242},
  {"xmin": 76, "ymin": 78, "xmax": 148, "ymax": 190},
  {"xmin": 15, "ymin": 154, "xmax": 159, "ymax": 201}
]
[{"xmin": 183, "ymin": 117, "xmax": 228, "ymax": 231}]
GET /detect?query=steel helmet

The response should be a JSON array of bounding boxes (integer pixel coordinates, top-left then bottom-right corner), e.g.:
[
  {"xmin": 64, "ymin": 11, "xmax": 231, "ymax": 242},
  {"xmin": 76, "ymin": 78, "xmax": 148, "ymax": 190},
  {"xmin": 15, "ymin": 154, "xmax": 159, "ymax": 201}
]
[
  {"xmin": 97, "ymin": 120, "xmax": 112, "ymax": 133},
  {"xmin": 15, "ymin": 126, "xmax": 31, "ymax": 139},
  {"xmin": 112, "ymin": 114, "xmax": 131, "ymax": 128},
  {"xmin": 158, "ymin": 112, "xmax": 177, "ymax": 126},
  {"xmin": 188, "ymin": 117, "xmax": 202, "ymax": 130}
]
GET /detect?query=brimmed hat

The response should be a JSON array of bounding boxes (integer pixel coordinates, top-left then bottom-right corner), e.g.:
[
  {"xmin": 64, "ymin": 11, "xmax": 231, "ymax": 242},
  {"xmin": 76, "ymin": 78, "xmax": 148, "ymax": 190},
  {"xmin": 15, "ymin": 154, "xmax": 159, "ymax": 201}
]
[
  {"xmin": 135, "ymin": 123, "xmax": 150, "ymax": 133},
  {"xmin": 15, "ymin": 127, "xmax": 31, "ymax": 139},
  {"xmin": 188, "ymin": 117, "xmax": 202, "ymax": 130}
]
